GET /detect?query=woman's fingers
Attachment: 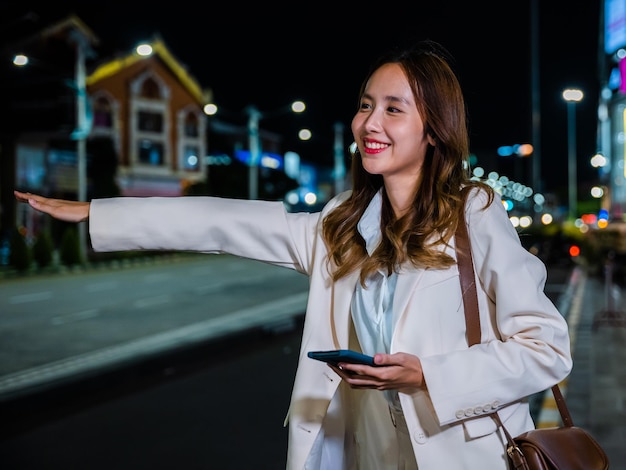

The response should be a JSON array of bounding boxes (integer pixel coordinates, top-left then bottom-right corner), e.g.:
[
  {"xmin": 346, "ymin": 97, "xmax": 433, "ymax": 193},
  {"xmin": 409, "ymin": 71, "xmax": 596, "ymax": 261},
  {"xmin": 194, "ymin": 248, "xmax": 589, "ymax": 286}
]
[{"xmin": 14, "ymin": 190, "xmax": 90, "ymax": 222}]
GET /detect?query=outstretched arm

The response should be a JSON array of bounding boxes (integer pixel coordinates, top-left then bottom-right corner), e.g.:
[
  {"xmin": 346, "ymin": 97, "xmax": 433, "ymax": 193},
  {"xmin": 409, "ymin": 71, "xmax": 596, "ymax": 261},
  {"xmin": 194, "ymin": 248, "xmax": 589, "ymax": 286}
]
[{"xmin": 14, "ymin": 190, "xmax": 90, "ymax": 223}]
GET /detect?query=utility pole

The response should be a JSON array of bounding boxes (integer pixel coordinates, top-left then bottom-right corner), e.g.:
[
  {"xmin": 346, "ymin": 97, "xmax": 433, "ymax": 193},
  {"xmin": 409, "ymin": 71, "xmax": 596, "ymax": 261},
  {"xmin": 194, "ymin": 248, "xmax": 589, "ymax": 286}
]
[
  {"xmin": 333, "ymin": 122, "xmax": 346, "ymax": 195},
  {"xmin": 246, "ymin": 106, "xmax": 262, "ymax": 200},
  {"xmin": 69, "ymin": 29, "xmax": 91, "ymax": 264}
]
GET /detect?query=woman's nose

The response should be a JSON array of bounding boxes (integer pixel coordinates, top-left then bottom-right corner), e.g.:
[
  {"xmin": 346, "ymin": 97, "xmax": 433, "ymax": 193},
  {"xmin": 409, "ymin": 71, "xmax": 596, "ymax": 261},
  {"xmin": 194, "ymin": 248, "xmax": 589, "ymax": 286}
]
[{"xmin": 362, "ymin": 111, "xmax": 382, "ymax": 132}]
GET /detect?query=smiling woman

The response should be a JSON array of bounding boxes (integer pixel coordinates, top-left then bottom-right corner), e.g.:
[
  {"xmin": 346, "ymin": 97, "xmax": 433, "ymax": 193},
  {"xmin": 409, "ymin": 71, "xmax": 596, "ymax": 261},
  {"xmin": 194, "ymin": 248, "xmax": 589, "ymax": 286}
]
[{"xmin": 13, "ymin": 39, "xmax": 573, "ymax": 469}]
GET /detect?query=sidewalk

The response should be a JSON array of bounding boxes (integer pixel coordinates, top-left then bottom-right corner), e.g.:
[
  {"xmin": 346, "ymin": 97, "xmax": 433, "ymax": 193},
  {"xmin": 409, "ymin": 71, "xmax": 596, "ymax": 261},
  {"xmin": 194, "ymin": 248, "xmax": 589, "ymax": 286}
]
[{"xmin": 537, "ymin": 265, "xmax": 626, "ymax": 468}]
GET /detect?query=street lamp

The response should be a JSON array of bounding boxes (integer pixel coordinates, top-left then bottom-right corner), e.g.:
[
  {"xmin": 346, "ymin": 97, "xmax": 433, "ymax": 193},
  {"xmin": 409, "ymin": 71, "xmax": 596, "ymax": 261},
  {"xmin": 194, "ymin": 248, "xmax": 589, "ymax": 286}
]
[
  {"xmin": 562, "ymin": 88, "xmax": 584, "ymax": 220},
  {"xmin": 68, "ymin": 31, "xmax": 92, "ymax": 264}
]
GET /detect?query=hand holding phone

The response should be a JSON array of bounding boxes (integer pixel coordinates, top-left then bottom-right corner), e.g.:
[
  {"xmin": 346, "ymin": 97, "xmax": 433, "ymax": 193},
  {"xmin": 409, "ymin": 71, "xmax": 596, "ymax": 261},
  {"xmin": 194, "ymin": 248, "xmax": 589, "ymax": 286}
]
[{"xmin": 307, "ymin": 349, "xmax": 376, "ymax": 367}]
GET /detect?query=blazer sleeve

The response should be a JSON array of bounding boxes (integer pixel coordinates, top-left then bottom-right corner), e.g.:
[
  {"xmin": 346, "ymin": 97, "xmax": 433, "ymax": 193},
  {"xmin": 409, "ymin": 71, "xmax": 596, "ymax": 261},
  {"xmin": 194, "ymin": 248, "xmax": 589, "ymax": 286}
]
[
  {"xmin": 88, "ymin": 196, "xmax": 322, "ymax": 275},
  {"xmin": 420, "ymin": 188, "xmax": 573, "ymax": 426}
]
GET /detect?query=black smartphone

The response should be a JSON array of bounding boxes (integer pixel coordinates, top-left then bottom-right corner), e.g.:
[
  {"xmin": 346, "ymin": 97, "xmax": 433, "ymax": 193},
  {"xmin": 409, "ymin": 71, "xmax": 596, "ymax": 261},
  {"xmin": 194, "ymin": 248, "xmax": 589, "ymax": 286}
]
[{"xmin": 307, "ymin": 349, "xmax": 376, "ymax": 367}]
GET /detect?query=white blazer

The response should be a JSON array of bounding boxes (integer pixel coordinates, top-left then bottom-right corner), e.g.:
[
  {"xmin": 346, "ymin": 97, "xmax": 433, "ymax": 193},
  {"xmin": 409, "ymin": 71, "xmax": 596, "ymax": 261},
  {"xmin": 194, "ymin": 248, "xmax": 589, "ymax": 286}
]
[{"xmin": 89, "ymin": 188, "xmax": 572, "ymax": 470}]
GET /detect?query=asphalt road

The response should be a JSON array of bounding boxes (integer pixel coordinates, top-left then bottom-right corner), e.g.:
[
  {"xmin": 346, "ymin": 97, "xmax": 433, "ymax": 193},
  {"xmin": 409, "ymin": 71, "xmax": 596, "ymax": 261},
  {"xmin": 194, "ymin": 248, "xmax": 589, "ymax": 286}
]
[{"xmin": 0, "ymin": 317, "xmax": 304, "ymax": 469}]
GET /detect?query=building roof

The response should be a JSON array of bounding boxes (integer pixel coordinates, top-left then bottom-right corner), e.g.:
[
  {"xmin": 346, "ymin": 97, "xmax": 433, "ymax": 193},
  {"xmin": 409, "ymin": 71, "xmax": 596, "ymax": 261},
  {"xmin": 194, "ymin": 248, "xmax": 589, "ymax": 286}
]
[{"xmin": 87, "ymin": 36, "xmax": 212, "ymax": 105}]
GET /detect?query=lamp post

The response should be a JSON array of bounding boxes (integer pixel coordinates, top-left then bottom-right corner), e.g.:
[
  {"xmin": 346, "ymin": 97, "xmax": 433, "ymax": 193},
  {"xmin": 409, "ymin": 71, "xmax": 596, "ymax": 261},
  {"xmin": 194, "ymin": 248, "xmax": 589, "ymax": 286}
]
[
  {"xmin": 562, "ymin": 88, "xmax": 583, "ymax": 221},
  {"xmin": 69, "ymin": 30, "xmax": 90, "ymax": 263},
  {"xmin": 246, "ymin": 106, "xmax": 262, "ymax": 200},
  {"xmin": 333, "ymin": 121, "xmax": 346, "ymax": 195}
]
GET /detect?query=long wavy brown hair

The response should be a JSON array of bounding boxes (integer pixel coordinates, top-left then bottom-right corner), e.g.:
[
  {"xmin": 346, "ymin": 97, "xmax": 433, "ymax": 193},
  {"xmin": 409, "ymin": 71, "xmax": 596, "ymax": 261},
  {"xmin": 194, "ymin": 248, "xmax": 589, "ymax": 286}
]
[{"xmin": 322, "ymin": 40, "xmax": 493, "ymax": 284}]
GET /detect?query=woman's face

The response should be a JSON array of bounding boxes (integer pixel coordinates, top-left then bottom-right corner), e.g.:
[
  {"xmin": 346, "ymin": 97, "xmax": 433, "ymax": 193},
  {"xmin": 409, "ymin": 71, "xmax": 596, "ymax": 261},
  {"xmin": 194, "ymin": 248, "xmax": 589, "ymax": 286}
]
[{"xmin": 351, "ymin": 62, "xmax": 434, "ymax": 187}]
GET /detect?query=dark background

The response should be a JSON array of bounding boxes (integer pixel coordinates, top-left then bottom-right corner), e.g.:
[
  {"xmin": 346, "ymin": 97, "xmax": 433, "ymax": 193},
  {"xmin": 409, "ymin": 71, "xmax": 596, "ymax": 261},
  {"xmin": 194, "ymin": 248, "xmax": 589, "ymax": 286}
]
[{"xmin": 1, "ymin": 1, "xmax": 603, "ymax": 193}]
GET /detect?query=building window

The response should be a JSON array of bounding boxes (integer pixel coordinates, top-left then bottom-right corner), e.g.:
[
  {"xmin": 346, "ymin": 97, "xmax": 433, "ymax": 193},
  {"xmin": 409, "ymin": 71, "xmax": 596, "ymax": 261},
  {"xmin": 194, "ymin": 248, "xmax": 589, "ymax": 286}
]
[
  {"xmin": 129, "ymin": 72, "xmax": 170, "ymax": 172},
  {"xmin": 184, "ymin": 113, "xmax": 199, "ymax": 137},
  {"xmin": 93, "ymin": 96, "xmax": 113, "ymax": 128},
  {"xmin": 183, "ymin": 145, "xmax": 200, "ymax": 171},
  {"xmin": 141, "ymin": 78, "xmax": 161, "ymax": 99},
  {"xmin": 138, "ymin": 111, "xmax": 163, "ymax": 132},
  {"xmin": 138, "ymin": 140, "xmax": 164, "ymax": 165}
]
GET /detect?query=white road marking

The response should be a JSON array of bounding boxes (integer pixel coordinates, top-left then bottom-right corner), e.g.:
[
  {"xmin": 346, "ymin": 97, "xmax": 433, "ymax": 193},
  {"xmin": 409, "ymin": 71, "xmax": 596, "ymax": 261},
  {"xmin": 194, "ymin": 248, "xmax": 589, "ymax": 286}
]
[{"xmin": 9, "ymin": 292, "xmax": 53, "ymax": 304}]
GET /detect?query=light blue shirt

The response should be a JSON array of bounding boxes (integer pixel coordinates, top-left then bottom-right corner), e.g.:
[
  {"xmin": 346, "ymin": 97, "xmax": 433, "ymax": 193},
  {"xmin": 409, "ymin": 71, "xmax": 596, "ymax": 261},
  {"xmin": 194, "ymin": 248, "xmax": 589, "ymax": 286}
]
[{"xmin": 351, "ymin": 190, "xmax": 400, "ymax": 408}]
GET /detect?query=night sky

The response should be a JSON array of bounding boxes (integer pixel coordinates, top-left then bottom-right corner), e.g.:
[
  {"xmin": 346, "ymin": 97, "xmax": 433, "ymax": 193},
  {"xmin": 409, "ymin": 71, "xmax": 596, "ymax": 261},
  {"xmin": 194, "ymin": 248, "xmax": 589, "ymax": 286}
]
[{"xmin": 2, "ymin": 1, "xmax": 603, "ymax": 195}]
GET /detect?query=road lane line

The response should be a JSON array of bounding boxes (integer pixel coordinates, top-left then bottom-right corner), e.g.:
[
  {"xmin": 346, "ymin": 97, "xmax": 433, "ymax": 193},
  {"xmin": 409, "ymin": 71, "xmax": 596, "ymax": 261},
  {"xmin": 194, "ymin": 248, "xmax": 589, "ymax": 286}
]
[{"xmin": 8, "ymin": 292, "xmax": 53, "ymax": 304}]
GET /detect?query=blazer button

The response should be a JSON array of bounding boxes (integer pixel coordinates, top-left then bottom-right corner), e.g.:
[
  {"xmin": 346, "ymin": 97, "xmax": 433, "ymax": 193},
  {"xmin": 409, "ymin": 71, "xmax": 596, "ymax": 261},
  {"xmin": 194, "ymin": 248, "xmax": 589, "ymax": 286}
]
[
  {"xmin": 455, "ymin": 410, "xmax": 465, "ymax": 419},
  {"xmin": 474, "ymin": 405, "xmax": 484, "ymax": 414},
  {"xmin": 413, "ymin": 431, "xmax": 427, "ymax": 444},
  {"xmin": 464, "ymin": 408, "xmax": 475, "ymax": 417}
]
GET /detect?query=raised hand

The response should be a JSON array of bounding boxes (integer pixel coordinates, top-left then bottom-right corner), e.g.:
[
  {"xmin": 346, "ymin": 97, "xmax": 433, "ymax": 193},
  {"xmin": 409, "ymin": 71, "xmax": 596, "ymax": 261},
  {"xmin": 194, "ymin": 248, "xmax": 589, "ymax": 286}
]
[{"xmin": 14, "ymin": 191, "xmax": 90, "ymax": 223}]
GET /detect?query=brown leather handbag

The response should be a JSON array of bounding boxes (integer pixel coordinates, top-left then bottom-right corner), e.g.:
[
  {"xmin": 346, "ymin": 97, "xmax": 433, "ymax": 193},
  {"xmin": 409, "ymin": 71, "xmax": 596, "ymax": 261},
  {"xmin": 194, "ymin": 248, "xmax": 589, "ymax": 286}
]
[{"xmin": 454, "ymin": 192, "xmax": 610, "ymax": 470}]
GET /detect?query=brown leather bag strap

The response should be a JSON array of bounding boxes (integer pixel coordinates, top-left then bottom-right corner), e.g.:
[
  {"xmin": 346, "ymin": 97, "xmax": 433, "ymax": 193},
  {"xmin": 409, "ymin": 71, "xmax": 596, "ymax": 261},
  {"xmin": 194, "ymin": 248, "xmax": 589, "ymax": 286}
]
[
  {"xmin": 455, "ymin": 187, "xmax": 574, "ymax": 427},
  {"xmin": 455, "ymin": 188, "xmax": 481, "ymax": 347},
  {"xmin": 551, "ymin": 382, "xmax": 573, "ymax": 427}
]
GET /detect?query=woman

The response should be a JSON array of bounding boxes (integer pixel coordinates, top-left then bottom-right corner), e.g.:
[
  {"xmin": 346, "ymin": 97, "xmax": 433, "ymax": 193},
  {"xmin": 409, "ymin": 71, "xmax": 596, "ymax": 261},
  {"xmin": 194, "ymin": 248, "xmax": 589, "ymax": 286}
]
[{"xmin": 15, "ymin": 40, "xmax": 572, "ymax": 469}]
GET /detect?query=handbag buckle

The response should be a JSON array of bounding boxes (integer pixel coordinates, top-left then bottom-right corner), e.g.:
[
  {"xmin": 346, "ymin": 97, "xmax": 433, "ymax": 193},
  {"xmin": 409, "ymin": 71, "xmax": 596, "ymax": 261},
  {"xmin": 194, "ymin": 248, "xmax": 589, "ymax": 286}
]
[{"xmin": 506, "ymin": 444, "xmax": 528, "ymax": 470}]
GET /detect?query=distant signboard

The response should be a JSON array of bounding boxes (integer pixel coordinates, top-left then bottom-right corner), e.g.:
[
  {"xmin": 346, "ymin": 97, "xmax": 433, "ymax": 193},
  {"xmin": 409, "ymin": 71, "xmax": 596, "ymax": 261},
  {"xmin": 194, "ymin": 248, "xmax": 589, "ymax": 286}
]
[
  {"xmin": 234, "ymin": 149, "xmax": 284, "ymax": 170},
  {"xmin": 606, "ymin": 0, "xmax": 626, "ymax": 54}
]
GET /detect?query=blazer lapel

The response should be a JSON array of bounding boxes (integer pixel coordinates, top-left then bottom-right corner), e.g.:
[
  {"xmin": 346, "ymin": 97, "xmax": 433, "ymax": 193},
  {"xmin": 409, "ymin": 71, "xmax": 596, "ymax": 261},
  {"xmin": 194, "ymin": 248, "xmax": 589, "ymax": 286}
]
[
  {"xmin": 393, "ymin": 267, "xmax": 427, "ymax": 319},
  {"xmin": 330, "ymin": 270, "xmax": 360, "ymax": 348}
]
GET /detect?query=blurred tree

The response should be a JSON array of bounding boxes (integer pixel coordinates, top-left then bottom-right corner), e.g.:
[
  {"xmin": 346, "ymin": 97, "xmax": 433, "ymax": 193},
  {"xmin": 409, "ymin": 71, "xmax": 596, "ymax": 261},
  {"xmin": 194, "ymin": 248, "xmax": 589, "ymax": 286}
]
[
  {"xmin": 9, "ymin": 228, "xmax": 31, "ymax": 272},
  {"xmin": 184, "ymin": 181, "xmax": 210, "ymax": 196},
  {"xmin": 207, "ymin": 159, "xmax": 248, "ymax": 199},
  {"xmin": 87, "ymin": 136, "xmax": 121, "ymax": 199},
  {"xmin": 33, "ymin": 228, "xmax": 54, "ymax": 268},
  {"xmin": 60, "ymin": 226, "xmax": 82, "ymax": 266}
]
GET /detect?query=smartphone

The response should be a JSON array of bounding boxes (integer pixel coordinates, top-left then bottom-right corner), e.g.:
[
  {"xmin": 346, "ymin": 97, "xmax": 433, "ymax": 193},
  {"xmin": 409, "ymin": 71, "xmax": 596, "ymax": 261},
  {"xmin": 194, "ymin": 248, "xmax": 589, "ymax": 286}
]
[{"xmin": 307, "ymin": 349, "xmax": 376, "ymax": 367}]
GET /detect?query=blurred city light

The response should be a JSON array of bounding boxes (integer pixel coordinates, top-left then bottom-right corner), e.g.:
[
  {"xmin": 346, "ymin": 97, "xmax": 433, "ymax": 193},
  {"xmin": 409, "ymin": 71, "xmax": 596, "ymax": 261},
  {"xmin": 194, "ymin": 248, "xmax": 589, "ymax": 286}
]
[
  {"xmin": 472, "ymin": 167, "xmax": 485, "ymax": 178},
  {"xmin": 304, "ymin": 192, "xmax": 317, "ymax": 205},
  {"xmin": 541, "ymin": 213, "xmax": 553, "ymax": 225},
  {"xmin": 581, "ymin": 213, "xmax": 597, "ymax": 225},
  {"xmin": 291, "ymin": 101, "xmax": 306, "ymax": 113},
  {"xmin": 12, "ymin": 54, "xmax": 28, "ymax": 66},
  {"xmin": 496, "ymin": 143, "xmax": 534, "ymax": 157},
  {"xmin": 203, "ymin": 103, "xmax": 218, "ymax": 115},
  {"xmin": 569, "ymin": 245, "xmax": 581, "ymax": 257},
  {"xmin": 519, "ymin": 216, "xmax": 533, "ymax": 228},
  {"xmin": 136, "ymin": 43, "xmax": 153, "ymax": 56},
  {"xmin": 298, "ymin": 129, "xmax": 312, "ymax": 141},
  {"xmin": 562, "ymin": 88, "xmax": 584, "ymax": 102},
  {"xmin": 599, "ymin": 208, "xmax": 609, "ymax": 220},
  {"xmin": 591, "ymin": 186, "xmax": 604, "ymax": 198},
  {"xmin": 590, "ymin": 153, "xmax": 607, "ymax": 168}
]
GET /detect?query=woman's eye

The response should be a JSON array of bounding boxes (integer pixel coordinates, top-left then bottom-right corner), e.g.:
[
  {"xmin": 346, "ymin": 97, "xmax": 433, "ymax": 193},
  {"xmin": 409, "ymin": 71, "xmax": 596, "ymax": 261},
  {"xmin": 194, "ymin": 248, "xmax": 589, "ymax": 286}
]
[
  {"xmin": 359, "ymin": 102, "xmax": 372, "ymax": 110},
  {"xmin": 387, "ymin": 106, "xmax": 401, "ymax": 113}
]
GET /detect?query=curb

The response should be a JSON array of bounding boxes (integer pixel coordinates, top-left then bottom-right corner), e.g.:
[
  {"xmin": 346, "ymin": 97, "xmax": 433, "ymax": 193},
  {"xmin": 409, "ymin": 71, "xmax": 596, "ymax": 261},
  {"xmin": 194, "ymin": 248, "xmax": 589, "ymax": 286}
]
[{"xmin": 536, "ymin": 266, "xmax": 585, "ymax": 428}]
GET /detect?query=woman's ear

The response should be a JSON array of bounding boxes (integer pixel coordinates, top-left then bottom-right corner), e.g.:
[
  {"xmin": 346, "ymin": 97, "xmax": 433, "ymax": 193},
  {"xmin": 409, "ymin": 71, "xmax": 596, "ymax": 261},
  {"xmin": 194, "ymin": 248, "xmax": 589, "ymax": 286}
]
[{"xmin": 427, "ymin": 133, "xmax": 436, "ymax": 147}]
